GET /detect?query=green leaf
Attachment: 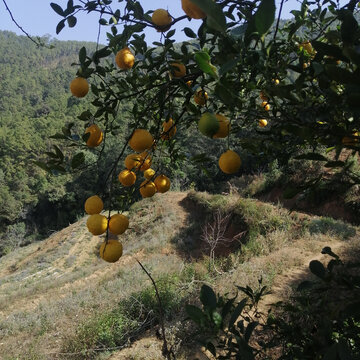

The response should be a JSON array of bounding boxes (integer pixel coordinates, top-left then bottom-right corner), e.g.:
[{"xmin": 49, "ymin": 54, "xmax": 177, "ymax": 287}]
[
  {"xmin": 56, "ymin": 19, "xmax": 66, "ymax": 34},
  {"xmin": 33, "ymin": 161, "xmax": 51, "ymax": 173},
  {"xmin": 166, "ymin": 29, "xmax": 176, "ymax": 38},
  {"xmin": 200, "ymin": 284, "xmax": 217, "ymax": 310},
  {"xmin": 324, "ymin": 161, "xmax": 345, "ymax": 168},
  {"xmin": 190, "ymin": 0, "xmax": 226, "ymax": 33},
  {"xmin": 219, "ymin": 57, "xmax": 239, "ymax": 76},
  {"xmin": 221, "ymin": 296, "xmax": 236, "ymax": 319},
  {"xmin": 215, "ymin": 83, "xmax": 235, "ymax": 107},
  {"xmin": 206, "ymin": 342, "xmax": 216, "ymax": 356},
  {"xmin": 185, "ymin": 305, "xmax": 206, "ymax": 325},
  {"xmin": 228, "ymin": 298, "xmax": 247, "ymax": 330},
  {"xmin": 325, "ymin": 64, "xmax": 353, "ymax": 84},
  {"xmin": 296, "ymin": 280, "xmax": 314, "ymax": 291},
  {"xmin": 183, "ymin": 27, "xmax": 197, "ymax": 38},
  {"xmin": 99, "ymin": 18, "xmax": 108, "ymax": 25},
  {"xmin": 337, "ymin": 339, "xmax": 352, "ymax": 360},
  {"xmin": 53, "ymin": 145, "xmax": 64, "ymax": 161},
  {"xmin": 309, "ymin": 260, "xmax": 327, "ymax": 279},
  {"xmin": 245, "ymin": 0, "xmax": 275, "ymax": 44},
  {"xmin": 312, "ymin": 41, "xmax": 345, "ymax": 61},
  {"xmin": 190, "ymin": 153, "xmax": 211, "ymax": 163},
  {"xmin": 283, "ymin": 186, "xmax": 302, "ymax": 199},
  {"xmin": 254, "ymin": 0, "xmax": 276, "ymax": 37},
  {"xmin": 245, "ymin": 321, "xmax": 258, "ymax": 343},
  {"xmin": 212, "ymin": 311, "xmax": 222, "ymax": 328},
  {"xmin": 49, "ymin": 133, "xmax": 70, "ymax": 140},
  {"xmin": 50, "ymin": 3, "xmax": 65, "ymax": 16},
  {"xmin": 339, "ymin": 10, "xmax": 358, "ymax": 44},
  {"xmin": 194, "ymin": 50, "xmax": 218, "ymax": 78},
  {"xmin": 71, "ymin": 152, "xmax": 85, "ymax": 169},
  {"xmin": 78, "ymin": 110, "xmax": 92, "ymax": 121},
  {"xmin": 295, "ymin": 153, "xmax": 327, "ymax": 161}
]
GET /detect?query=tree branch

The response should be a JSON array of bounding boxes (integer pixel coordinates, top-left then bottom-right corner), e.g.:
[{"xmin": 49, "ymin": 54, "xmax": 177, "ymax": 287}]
[{"xmin": 2, "ymin": 0, "xmax": 43, "ymax": 47}]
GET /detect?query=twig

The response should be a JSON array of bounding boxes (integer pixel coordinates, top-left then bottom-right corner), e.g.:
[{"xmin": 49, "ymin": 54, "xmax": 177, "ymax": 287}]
[
  {"xmin": 135, "ymin": 258, "xmax": 175, "ymax": 360},
  {"xmin": 2, "ymin": 0, "xmax": 43, "ymax": 47},
  {"xmin": 273, "ymin": 0, "xmax": 284, "ymax": 41}
]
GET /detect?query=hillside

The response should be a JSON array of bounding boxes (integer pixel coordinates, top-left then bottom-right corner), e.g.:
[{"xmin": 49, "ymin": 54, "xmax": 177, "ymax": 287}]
[
  {"xmin": 0, "ymin": 30, "xmax": 99, "ymax": 254},
  {"xmin": 0, "ymin": 190, "xmax": 358, "ymax": 359}
]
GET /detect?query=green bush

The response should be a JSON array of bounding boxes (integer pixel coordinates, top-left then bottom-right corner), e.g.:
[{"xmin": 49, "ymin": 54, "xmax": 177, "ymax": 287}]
[
  {"xmin": 61, "ymin": 274, "xmax": 184, "ymax": 359},
  {"xmin": 308, "ymin": 217, "xmax": 356, "ymax": 239}
]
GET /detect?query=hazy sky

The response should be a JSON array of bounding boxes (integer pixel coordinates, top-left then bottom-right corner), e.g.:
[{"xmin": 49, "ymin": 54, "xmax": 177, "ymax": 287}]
[{"xmin": 0, "ymin": 0, "xmax": 347, "ymax": 45}]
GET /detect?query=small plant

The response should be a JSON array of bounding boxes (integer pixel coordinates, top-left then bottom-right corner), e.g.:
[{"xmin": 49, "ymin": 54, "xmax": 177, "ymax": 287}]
[
  {"xmin": 270, "ymin": 247, "xmax": 360, "ymax": 359},
  {"xmin": 201, "ymin": 210, "xmax": 244, "ymax": 273},
  {"xmin": 185, "ymin": 279, "xmax": 268, "ymax": 359}
]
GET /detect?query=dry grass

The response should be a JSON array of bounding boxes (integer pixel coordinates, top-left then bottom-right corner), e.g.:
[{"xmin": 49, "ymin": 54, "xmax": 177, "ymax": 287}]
[{"xmin": 0, "ymin": 190, "xmax": 358, "ymax": 360}]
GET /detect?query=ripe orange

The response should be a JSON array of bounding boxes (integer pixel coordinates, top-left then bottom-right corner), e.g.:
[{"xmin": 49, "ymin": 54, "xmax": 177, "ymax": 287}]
[
  {"xmin": 118, "ymin": 169, "xmax": 136, "ymax": 186},
  {"xmin": 300, "ymin": 41, "xmax": 316, "ymax": 58},
  {"xmin": 181, "ymin": 0, "xmax": 206, "ymax": 19},
  {"xmin": 70, "ymin": 77, "xmax": 89, "ymax": 98},
  {"xmin": 261, "ymin": 101, "xmax": 270, "ymax": 111},
  {"xmin": 259, "ymin": 119, "xmax": 268, "ymax": 127},
  {"xmin": 213, "ymin": 114, "xmax": 230, "ymax": 138},
  {"xmin": 139, "ymin": 151, "xmax": 152, "ymax": 171},
  {"xmin": 99, "ymin": 240, "xmax": 123, "ymax": 263},
  {"xmin": 161, "ymin": 118, "xmax": 176, "ymax": 140},
  {"xmin": 115, "ymin": 47, "xmax": 135, "ymax": 70},
  {"xmin": 219, "ymin": 150, "xmax": 241, "ymax": 174},
  {"xmin": 154, "ymin": 175, "xmax": 171, "ymax": 193},
  {"xmin": 194, "ymin": 89, "xmax": 208, "ymax": 105},
  {"xmin": 198, "ymin": 112, "xmax": 219, "ymax": 138},
  {"xmin": 129, "ymin": 129, "xmax": 154, "ymax": 152},
  {"xmin": 170, "ymin": 62, "xmax": 186, "ymax": 78},
  {"xmin": 139, "ymin": 180, "xmax": 157, "ymax": 198},
  {"xmin": 84, "ymin": 195, "xmax": 103, "ymax": 215},
  {"xmin": 144, "ymin": 168, "xmax": 155, "ymax": 180},
  {"xmin": 85, "ymin": 124, "xmax": 103, "ymax": 147},
  {"xmin": 125, "ymin": 153, "xmax": 141, "ymax": 170},
  {"xmin": 272, "ymin": 79, "xmax": 280, "ymax": 85},
  {"xmin": 86, "ymin": 214, "xmax": 108, "ymax": 235},
  {"xmin": 152, "ymin": 9, "xmax": 172, "ymax": 31},
  {"xmin": 342, "ymin": 132, "xmax": 359, "ymax": 146},
  {"xmin": 108, "ymin": 214, "xmax": 129, "ymax": 235}
]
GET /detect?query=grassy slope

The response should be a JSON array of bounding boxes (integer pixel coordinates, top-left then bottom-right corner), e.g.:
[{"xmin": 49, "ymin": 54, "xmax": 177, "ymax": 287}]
[{"xmin": 0, "ymin": 191, "xmax": 358, "ymax": 360}]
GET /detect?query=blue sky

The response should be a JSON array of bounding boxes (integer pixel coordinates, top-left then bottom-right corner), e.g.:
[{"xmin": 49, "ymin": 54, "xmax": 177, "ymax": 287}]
[{"xmin": 0, "ymin": 0, "xmax": 347, "ymax": 45}]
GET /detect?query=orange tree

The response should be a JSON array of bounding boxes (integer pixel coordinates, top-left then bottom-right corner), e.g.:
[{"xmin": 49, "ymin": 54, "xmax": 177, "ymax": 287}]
[{"xmin": 39, "ymin": 0, "xmax": 360, "ymax": 251}]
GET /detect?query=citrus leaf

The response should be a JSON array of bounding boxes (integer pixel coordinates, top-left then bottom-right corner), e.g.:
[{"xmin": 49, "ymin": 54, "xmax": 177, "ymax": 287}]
[
  {"xmin": 190, "ymin": 0, "xmax": 226, "ymax": 33},
  {"xmin": 245, "ymin": 321, "xmax": 258, "ymax": 343},
  {"xmin": 71, "ymin": 152, "xmax": 85, "ymax": 169},
  {"xmin": 295, "ymin": 153, "xmax": 327, "ymax": 161},
  {"xmin": 56, "ymin": 19, "xmax": 66, "ymax": 34},
  {"xmin": 200, "ymin": 284, "xmax": 217, "ymax": 310},
  {"xmin": 185, "ymin": 304, "xmax": 206, "ymax": 325},
  {"xmin": 228, "ymin": 298, "xmax": 247, "ymax": 330},
  {"xmin": 183, "ymin": 27, "xmax": 197, "ymax": 38},
  {"xmin": 33, "ymin": 161, "xmax": 52, "ymax": 174},
  {"xmin": 254, "ymin": 0, "xmax": 276, "ymax": 37},
  {"xmin": 50, "ymin": 2, "xmax": 65, "ymax": 16},
  {"xmin": 297, "ymin": 280, "xmax": 314, "ymax": 291},
  {"xmin": 309, "ymin": 260, "xmax": 327, "ymax": 279},
  {"xmin": 194, "ymin": 50, "xmax": 218, "ymax": 78},
  {"xmin": 206, "ymin": 342, "xmax": 216, "ymax": 357}
]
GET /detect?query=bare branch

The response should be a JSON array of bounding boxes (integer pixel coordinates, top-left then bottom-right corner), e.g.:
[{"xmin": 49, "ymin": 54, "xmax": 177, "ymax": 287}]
[{"xmin": 2, "ymin": 0, "xmax": 44, "ymax": 47}]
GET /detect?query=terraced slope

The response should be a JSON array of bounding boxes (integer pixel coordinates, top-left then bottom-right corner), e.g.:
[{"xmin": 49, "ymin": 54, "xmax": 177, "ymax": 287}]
[{"xmin": 0, "ymin": 191, "xmax": 358, "ymax": 360}]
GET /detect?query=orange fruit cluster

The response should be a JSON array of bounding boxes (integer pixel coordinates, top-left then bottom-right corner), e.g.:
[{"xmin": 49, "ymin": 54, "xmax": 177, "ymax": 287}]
[{"xmin": 84, "ymin": 195, "xmax": 129, "ymax": 263}]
